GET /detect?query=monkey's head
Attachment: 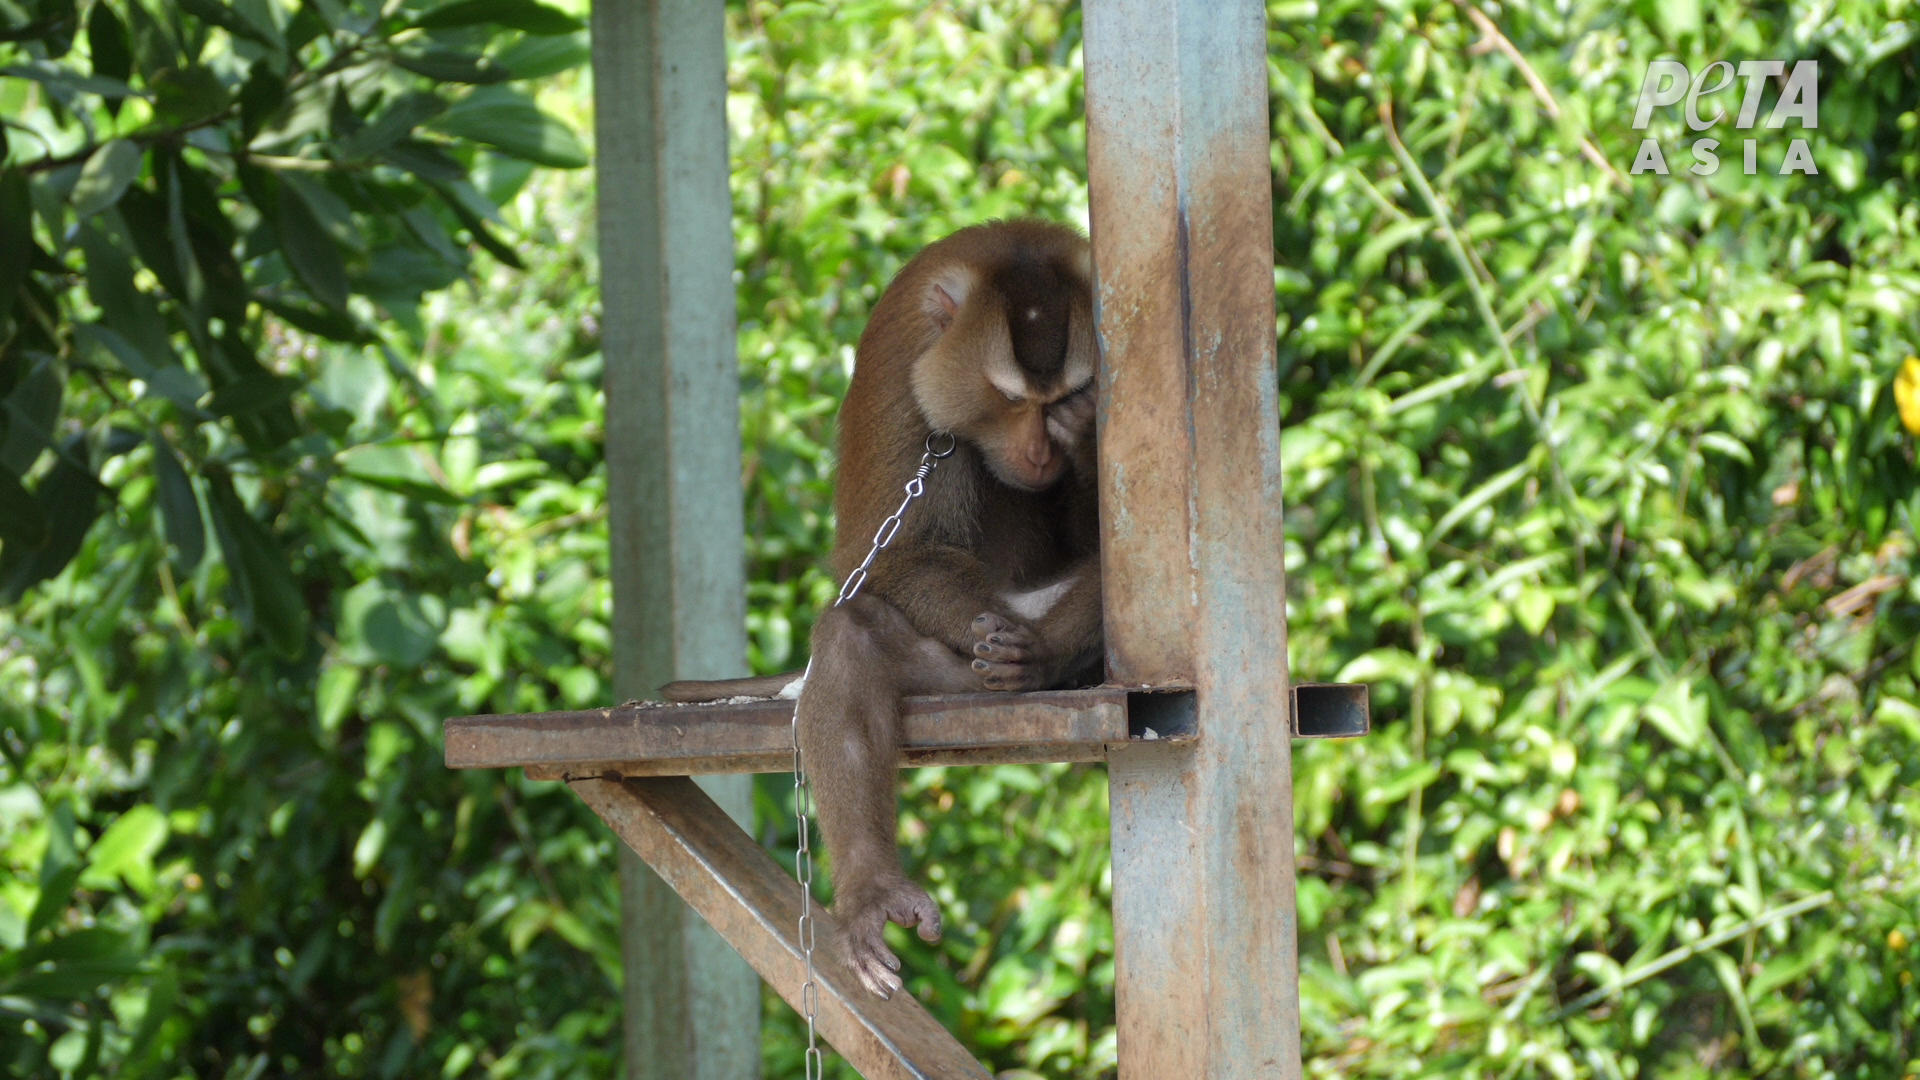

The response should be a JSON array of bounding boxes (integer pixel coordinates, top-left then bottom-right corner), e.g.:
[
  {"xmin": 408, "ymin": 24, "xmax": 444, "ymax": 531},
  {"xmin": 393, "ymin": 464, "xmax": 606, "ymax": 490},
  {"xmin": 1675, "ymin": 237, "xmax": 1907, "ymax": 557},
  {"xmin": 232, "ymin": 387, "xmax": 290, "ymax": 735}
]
[{"xmin": 908, "ymin": 244, "xmax": 1097, "ymax": 492}]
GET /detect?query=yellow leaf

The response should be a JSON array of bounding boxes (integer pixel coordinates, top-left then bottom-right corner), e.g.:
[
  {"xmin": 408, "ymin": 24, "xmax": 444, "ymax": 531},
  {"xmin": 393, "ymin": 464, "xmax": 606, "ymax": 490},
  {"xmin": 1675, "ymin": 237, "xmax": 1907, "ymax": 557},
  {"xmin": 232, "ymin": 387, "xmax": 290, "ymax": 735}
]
[{"xmin": 1895, "ymin": 356, "xmax": 1920, "ymax": 435}]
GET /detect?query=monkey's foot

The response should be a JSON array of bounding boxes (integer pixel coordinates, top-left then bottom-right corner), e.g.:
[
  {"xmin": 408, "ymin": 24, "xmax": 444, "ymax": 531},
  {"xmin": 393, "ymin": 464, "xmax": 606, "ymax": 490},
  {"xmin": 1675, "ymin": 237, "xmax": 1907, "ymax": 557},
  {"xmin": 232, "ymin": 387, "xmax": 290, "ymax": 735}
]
[
  {"xmin": 836, "ymin": 879, "xmax": 943, "ymax": 999},
  {"xmin": 970, "ymin": 613, "xmax": 1049, "ymax": 691}
]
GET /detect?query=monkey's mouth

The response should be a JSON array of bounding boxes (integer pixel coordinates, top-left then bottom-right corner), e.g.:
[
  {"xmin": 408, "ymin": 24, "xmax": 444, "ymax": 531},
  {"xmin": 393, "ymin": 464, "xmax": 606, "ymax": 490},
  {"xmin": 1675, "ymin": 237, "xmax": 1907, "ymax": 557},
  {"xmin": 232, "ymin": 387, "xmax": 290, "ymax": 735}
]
[{"xmin": 989, "ymin": 453, "xmax": 1070, "ymax": 492}]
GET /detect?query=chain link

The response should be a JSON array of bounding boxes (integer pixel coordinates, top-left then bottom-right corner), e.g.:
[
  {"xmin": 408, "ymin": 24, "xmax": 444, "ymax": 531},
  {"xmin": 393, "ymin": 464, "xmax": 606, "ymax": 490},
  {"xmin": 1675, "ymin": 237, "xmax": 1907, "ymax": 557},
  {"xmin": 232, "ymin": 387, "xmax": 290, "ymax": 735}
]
[{"xmin": 792, "ymin": 430, "xmax": 956, "ymax": 1077}]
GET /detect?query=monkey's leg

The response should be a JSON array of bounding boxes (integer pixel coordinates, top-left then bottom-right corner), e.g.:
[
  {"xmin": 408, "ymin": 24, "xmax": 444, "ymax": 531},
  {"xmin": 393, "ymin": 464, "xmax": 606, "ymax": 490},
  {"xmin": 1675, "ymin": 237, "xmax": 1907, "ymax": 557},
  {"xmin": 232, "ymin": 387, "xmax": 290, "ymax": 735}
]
[
  {"xmin": 800, "ymin": 594, "xmax": 974, "ymax": 998},
  {"xmin": 970, "ymin": 555, "xmax": 1105, "ymax": 691}
]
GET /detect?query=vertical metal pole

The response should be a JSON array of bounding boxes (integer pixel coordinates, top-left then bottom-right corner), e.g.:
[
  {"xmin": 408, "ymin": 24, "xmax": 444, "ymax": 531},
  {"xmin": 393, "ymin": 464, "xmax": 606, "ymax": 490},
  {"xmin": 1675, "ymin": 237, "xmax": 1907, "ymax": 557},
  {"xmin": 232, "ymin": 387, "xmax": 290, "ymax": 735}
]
[
  {"xmin": 593, "ymin": 2, "xmax": 762, "ymax": 1078},
  {"xmin": 1083, "ymin": 2, "xmax": 1300, "ymax": 1078}
]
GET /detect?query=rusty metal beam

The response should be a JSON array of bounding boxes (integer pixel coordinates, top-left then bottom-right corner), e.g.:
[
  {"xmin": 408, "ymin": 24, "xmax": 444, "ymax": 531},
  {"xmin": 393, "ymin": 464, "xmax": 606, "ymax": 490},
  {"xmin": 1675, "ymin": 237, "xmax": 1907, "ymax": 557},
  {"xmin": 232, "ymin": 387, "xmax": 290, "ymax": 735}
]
[
  {"xmin": 1084, "ymin": 1, "xmax": 1304, "ymax": 1077},
  {"xmin": 573, "ymin": 776, "xmax": 994, "ymax": 1080},
  {"xmin": 446, "ymin": 688, "xmax": 1135, "ymax": 777}
]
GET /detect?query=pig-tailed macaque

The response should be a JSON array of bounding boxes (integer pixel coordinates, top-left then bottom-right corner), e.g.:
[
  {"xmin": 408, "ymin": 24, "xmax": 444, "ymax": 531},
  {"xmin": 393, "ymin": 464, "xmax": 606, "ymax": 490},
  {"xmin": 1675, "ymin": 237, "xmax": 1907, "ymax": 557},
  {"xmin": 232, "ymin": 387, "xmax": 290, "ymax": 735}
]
[{"xmin": 664, "ymin": 220, "xmax": 1103, "ymax": 997}]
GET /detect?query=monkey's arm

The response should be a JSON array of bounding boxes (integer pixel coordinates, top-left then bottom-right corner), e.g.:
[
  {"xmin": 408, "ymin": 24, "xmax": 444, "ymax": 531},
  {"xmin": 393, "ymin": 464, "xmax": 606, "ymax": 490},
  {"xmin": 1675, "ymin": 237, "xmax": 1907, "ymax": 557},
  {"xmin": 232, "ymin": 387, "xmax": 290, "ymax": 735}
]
[{"xmin": 861, "ymin": 542, "xmax": 1018, "ymax": 656}]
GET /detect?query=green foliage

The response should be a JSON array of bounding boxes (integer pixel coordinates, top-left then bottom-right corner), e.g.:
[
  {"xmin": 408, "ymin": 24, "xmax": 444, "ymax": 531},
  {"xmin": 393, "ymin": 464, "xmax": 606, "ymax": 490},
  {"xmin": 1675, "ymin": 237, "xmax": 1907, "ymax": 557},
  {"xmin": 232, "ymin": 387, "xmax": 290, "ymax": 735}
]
[
  {"xmin": 1274, "ymin": 1, "xmax": 1920, "ymax": 1076},
  {"xmin": 3, "ymin": 0, "xmax": 1919, "ymax": 1078},
  {"xmin": 0, "ymin": 0, "xmax": 614, "ymax": 1074}
]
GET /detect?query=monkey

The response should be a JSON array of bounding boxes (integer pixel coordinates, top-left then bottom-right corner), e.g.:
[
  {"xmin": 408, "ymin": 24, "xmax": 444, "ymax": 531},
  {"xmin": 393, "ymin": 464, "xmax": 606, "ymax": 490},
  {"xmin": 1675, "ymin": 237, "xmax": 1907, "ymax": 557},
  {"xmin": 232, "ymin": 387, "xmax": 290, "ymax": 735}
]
[{"xmin": 664, "ymin": 220, "xmax": 1103, "ymax": 998}]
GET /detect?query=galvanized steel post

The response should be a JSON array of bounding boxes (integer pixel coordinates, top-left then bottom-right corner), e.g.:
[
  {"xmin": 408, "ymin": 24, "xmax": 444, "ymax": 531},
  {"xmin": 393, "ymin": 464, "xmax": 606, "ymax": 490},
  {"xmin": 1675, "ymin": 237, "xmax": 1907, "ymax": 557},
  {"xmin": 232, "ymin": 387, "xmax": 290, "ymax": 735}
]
[
  {"xmin": 1084, "ymin": 1, "xmax": 1303, "ymax": 1076},
  {"xmin": 591, "ymin": 1, "xmax": 762, "ymax": 1076}
]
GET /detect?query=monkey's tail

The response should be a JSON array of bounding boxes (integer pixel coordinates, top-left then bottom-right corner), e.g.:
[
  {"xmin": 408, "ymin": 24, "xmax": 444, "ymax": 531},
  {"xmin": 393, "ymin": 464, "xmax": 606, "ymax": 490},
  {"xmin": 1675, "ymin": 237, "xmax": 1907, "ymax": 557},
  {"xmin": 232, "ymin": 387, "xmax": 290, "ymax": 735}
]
[{"xmin": 659, "ymin": 672, "xmax": 806, "ymax": 704}]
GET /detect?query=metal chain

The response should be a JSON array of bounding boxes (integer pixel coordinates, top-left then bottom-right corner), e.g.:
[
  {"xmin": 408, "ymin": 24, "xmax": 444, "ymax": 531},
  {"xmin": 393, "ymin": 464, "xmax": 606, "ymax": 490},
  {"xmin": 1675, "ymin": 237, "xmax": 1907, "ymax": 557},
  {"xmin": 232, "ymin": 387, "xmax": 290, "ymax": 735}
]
[{"xmin": 791, "ymin": 430, "xmax": 957, "ymax": 1078}]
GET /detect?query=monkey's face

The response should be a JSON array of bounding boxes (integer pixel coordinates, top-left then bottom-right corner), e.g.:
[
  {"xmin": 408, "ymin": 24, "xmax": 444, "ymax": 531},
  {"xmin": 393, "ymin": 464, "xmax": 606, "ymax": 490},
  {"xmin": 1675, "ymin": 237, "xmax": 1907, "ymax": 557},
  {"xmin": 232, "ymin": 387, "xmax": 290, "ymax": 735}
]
[
  {"xmin": 906, "ymin": 245, "xmax": 1098, "ymax": 492},
  {"xmin": 911, "ymin": 272, "xmax": 1097, "ymax": 492},
  {"xmin": 966, "ymin": 380, "xmax": 1093, "ymax": 491}
]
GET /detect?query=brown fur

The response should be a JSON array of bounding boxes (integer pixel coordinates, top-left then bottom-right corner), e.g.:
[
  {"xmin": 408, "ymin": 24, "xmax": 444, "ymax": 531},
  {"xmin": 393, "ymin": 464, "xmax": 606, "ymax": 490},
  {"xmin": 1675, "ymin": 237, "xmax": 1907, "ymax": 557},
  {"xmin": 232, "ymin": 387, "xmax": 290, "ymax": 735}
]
[{"xmin": 663, "ymin": 221, "xmax": 1104, "ymax": 996}]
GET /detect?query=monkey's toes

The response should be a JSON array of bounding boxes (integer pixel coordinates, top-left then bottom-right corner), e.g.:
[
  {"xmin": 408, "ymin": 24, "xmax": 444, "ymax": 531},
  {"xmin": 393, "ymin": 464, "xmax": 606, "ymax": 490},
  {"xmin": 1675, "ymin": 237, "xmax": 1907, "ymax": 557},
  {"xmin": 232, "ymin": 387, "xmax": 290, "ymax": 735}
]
[
  {"xmin": 847, "ymin": 938, "xmax": 905, "ymax": 999},
  {"xmin": 840, "ymin": 881, "xmax": 942, "ymax": 998}
]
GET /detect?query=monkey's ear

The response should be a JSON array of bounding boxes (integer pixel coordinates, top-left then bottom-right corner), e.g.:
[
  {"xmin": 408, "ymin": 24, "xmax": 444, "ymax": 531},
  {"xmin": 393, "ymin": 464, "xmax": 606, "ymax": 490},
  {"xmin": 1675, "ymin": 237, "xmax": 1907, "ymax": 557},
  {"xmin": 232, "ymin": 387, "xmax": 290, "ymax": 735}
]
[
  {"xmin": 930, "ymin": 285, "xmax": 960, "ymax": 329},
  {"xmin": 925, "ymin": 268, "xmax": 973, "ymax": 331}
]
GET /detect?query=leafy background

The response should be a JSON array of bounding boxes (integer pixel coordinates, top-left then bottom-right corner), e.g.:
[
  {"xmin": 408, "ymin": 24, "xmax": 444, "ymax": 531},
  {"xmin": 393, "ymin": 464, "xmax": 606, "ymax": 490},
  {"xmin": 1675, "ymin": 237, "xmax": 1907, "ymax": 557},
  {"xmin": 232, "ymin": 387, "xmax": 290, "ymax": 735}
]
[{"xmin": 2, "ymin": 0, "xmax": 1918, "ymax": 1077}]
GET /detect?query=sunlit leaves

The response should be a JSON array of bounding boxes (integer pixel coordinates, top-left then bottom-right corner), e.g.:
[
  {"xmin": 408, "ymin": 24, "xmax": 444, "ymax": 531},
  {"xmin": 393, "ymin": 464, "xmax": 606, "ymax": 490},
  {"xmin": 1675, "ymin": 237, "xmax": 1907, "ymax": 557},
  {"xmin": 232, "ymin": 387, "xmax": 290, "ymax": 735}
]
[
  {"xmin": 204, "ymin": 472, "xmax": 309, "ymax": 658},
  {"xmin": 1274, "ymin": 0, "xmax": 1920, "ymax": 1074},
  {"xmin": 412, "ymin": 0, "xmax": 584, "ymax": 36},
  {"xmin": 68, "ymin": 137, "xmax": 141, "ymax": 217},
  {"xmin": 430, "ymin": 87, "xmax": 590, "ymax": 169}
]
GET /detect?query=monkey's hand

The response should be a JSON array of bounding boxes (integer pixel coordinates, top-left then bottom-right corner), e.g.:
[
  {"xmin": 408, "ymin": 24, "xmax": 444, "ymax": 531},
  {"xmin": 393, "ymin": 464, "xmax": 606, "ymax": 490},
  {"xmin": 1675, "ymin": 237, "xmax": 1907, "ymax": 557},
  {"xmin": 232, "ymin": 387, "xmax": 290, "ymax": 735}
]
[
  {"xmin": 835, "ymin": 877, "xmax": 943, "ymax": 999},
  {"xmin": 970, "ymin": 612, "xmax": 1066, "ymax": 691}
]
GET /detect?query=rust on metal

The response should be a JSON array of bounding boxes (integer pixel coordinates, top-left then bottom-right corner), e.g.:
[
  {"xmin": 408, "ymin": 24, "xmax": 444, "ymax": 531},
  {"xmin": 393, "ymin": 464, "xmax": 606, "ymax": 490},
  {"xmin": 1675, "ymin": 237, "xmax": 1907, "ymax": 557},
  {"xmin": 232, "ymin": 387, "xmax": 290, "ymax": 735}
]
[
  {"xmin": 445, "ymin": 688, "xmax": 1132, "ymax": 775},
  {"xmin": 572, "ymin": 775, "xmax": 993, "ymax": 1080},
  {"xmin": 1085, "ymin": 0, "xmax": 1305, "ymax": 1076},
  {"xmin": 1083, "ymin": 4, "xmax": 1199, "ymax": 687}
]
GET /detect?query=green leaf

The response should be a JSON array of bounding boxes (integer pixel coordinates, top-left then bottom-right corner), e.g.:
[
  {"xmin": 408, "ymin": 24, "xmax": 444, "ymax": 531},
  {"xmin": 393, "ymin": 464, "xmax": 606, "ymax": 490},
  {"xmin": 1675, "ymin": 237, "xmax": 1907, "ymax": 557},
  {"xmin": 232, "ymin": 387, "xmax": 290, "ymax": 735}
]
[
  {"xmin": 471, "ymin": 459, "xmax": 546, "ymax": 491},
  {"xmin": 339, "ymin": 444, "xmax": 462, "ymax": 505},
  {"xmin": 205, "ymin": 472, "xmax": 309, "ymax": 658},
  {"xmin": 380, "ymin": 138, "xmax": 467, "ymax": 183},
  {"xmin": 1643, "ymin": 678, "xmax": 1707, "ymax": 751},
  {"xmin": 1424, "ymin": 459, "xmax": 1531, "ymax": 551},
  {"xmin": 353, "ymin": 815, "xmax": 386, "ymax": 878},
  {"xmin": 277, "ymin": 178, "xmax": 349, "ymax": 312},
  {"xmin": 434, "ymin": 182, "xmax": 524, "ymax": 268},
  {"xmin": 0, "ymin": 168, "xmax": 31, "ymax": 323},
  {"xmin": 1353, "ymin": 217, "xmax": 1431, "ymax": 281},
  {"xmin": 392, "ymin": 48, "xmax": 515, "ymax": 85},
  {"xmin": 340, "ymin": 578, "xmax": 443, "ymax": 667},
  {"xmin": 77, "ymin": 222, "xmax": 175, "ymax": 369},
  {"xmin": 493, "ymin": 30, "xmax": 590, "ymax": 79},
  {"xmin": 150, "ymin": 432, "xmax": 205, "ymax": 571},
  {"xmin": 316, "ymin": 663, "xmax": 362, "ymax": 733},
  {"xmin": 0, "ymin": 929, "xmax": 145, "ymax": 999},
  {"xmin": 73, "ymin": 323, "xmax": 210, "ymax": 411},
  {"xmin": 238, "ymin": 58, "xmax": 287, "ymax": 139},
  {"xmin": 205, "ymin": 372, "xmax": 300, "ymax": 417},
  {"xmin": 0, "ymin": 434, "xmax": 106, "ymax": 603},
  {"xmin": 430, "ymin": 88, "xmax": 588, "ymax": 168},
  {"xmin": 70, "ymin": 137, "xmax": 144, "ymax": 217},
  {"xmin": 1514, "ymin": 585, "xmax": 1555, "ymax": 636},
  {"xmin": 179, "ymin": 0, "xmax": 280, "ymax": 48},
  {"xmin": 0, "ymin": 61, "xmax": 143, "ymax": 98},
  {"xmin": 124, "ymin": 968, "xmax": 178, "ymax": 1068},
  {"xmin": 26, "ymin": 801, "xmax": 80, "ymax": 938},
  {"xmin": 0, "ymin": 461, "xmax": 49, "ymax": 547},
  {"xmin": 412, "ymin": 0, "xmax": 584, "ymax": 35},
  {"xmin": 0, "ymin": 354, "xmax": 62, "ymax": 477},
  {"xmin": 83, "ymin": 804, "xmax": 168, "ymax": 895},
  {"xmin": 339, "ymin": 90, "xmax": 447, "ymax": 160},
  {"xmin": 148, "ymin": 64, "xmax": 231, "ymax": 125},
  {"xmin": 258, "ymin": 295, "xmax": 369, "ymax": 344},
  {"xmin": 85, "ymin": 2, "xmax": 131, "ymax": 88}
]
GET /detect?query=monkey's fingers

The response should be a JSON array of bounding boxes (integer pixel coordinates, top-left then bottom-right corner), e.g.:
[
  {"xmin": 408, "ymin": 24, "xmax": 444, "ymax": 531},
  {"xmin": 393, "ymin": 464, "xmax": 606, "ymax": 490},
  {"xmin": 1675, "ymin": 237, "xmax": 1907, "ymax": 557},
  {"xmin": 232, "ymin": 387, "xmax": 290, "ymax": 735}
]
[
  {"xmin": 970, "ymin": 612, "xmax": 1031, "ymax": 640},
  {"xmin": 973, "ymin": 656, "xmax": 1046, "ymax": 692},
  {"xmin": 973, "ymin": 637, "xmax": 1031, "ymax": 661}
]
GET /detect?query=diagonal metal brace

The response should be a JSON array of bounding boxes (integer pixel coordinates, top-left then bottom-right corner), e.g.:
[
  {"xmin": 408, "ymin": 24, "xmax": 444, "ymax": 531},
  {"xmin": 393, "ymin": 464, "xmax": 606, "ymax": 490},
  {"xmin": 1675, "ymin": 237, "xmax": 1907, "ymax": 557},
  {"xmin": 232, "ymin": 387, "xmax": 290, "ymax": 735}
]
[{"xmin": 570, "ymin": 776, "xmax": 993, "ymax": 1080}]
